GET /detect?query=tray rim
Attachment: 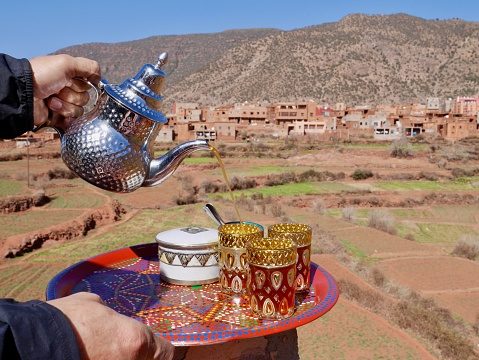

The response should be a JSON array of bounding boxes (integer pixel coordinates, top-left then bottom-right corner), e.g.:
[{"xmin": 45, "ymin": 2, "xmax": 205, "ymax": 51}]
[{"xmin": 46, "ymin": 242, "xmax": 339, "ymax": 345}]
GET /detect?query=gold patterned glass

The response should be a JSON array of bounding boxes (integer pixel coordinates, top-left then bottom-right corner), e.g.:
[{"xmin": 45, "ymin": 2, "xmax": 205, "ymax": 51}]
[
  {"xmin": 268, "ymin": 223, "xmax": 312, "ymax": 292},
  {"xmin": 218, "ymin": 223, "xmax": 263, "ymax": 294},
  {"xmin": 246, "ymin": 237, "xmax": 297, "ymax": 319}
]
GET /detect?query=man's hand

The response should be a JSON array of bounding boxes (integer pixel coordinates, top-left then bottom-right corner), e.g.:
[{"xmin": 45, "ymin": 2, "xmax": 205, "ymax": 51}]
[
  {"xmin": 47, "ymin": 292, "xmax": 175, "ymax": 360},
  {"xmin": 30, "ymin": 54, "xmax": 101, "ymax": 131}
]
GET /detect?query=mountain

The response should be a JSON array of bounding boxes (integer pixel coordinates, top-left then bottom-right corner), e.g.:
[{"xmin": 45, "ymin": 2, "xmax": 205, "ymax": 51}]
[
  {"xmin": 54, "ymin": 29, "xmax": 280, "ymax": 88},
  {"xmin": 54, "ymin": 14, "xmax": 479, "ymax": 109}
]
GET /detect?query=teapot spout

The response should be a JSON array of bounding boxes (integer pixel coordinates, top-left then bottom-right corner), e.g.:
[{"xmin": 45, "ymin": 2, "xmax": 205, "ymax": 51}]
[{"xmin": 144, "ymin": 139, "xmax": 212, "ymax": 187}]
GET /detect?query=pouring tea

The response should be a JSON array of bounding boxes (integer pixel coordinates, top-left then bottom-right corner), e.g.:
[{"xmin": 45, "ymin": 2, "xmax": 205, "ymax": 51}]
[{"xmin": 34, "ymin": 52, "xmax": 211, "ymax": 193}]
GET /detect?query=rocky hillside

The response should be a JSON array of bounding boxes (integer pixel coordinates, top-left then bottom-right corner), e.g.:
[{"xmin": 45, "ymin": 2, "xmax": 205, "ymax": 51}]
[
  {"xmin": 54, "ymin": 29, "xmax": 280, "ymax": 87},
  {"xmin": 54, "ymin": 14, "xmax": 479, "ymax": 109}
]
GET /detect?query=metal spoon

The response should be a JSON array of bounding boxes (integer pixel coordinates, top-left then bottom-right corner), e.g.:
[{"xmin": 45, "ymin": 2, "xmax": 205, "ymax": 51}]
[{"xmin": 203, "ymin": 203, "xmax": 226, "ymax": 226}]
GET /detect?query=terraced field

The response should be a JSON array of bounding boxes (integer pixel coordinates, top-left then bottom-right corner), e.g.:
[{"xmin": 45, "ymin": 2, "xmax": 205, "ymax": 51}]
[{"xmin": 1, "ymin": 140, "xmax": 479, "ymax": 359}]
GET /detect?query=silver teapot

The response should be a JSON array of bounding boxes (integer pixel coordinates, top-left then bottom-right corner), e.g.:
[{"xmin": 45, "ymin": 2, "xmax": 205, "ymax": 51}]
[{"xmin": 37, "ymin": 53, "xmax": 211, "ymax": 193}]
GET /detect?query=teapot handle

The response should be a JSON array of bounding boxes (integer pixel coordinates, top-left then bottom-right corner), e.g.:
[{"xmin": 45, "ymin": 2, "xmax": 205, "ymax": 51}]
[
  {"xmin": 76, "ymin": 77, "xmax": 102, "ymax": 105},
  {"xmin": 32, "ymin": 77, "xmax": 102, "ymax": 134}
]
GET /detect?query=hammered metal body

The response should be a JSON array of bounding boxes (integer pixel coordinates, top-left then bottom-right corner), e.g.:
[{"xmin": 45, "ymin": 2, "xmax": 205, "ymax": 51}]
[{"xmin": 61, "ymin": 93, "xmax": 160, "ymax": 193}]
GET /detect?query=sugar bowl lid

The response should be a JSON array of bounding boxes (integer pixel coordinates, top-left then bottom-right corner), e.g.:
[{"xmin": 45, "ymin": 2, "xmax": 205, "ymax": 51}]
[{"xmin": 155, "ymin": 227, "xmax": 218, "ymax": 250}]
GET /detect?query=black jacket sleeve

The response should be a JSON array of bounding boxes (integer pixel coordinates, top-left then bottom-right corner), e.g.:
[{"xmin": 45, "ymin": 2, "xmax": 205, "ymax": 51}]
[
  {"xmin": 0, "ymin": 298, "xmax": 80, "ymax": 360},
  {"xmin": 0, "ymin": 54, "xmax": 34, "ymax": 139}
]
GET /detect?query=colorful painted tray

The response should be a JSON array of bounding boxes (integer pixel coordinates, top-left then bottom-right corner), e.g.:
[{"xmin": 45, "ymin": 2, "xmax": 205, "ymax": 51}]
[{"xmin": 46, "ymin": 243, "xmax": 338, "ymax": 346}]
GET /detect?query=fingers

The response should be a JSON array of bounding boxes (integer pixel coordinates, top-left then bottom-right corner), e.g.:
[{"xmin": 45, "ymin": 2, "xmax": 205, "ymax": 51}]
[
  {"xmin": 71, "ymin": 56, "xmax": 101, "ymax": 84},
  {"xmin": 57, "ymin": 86, "xmax": 91, "ymax": 107},
  {"xmin": 30, "ymin": 54, "xmax": 101, "ymax": 100},
  {"xmin": 48, "ymin": 97, "xmax": 85, "ymax": 119},
  {"xmin": 33, "ymin": 98, "xmax": 49, "ymax": 127},
  {"xmin": 129, "ymin": 322, "xmax": 175, "ymax": 360},
  {"xmin": 47, "ymin": 85, "xmax": 91, "ymax": 118},
  {"xmin": 153, "ymin": 336, "xmax": 175, "ymax": 360},
  {"xmin": 69, "ymin": 77, "xmax": 95, "ymax": 92}
]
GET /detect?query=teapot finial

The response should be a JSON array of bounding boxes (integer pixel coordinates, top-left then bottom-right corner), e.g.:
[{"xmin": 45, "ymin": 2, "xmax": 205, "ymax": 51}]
[
  {"xmin": 101, "ymin": 53, "xmax": 169, "ymax": 121},
  {"xmin": 156, "ymin": 52, "xmax": 168, "ymax": 69}
]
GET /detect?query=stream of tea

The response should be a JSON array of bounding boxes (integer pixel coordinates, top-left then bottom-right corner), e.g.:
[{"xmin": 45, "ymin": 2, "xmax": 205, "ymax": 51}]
[{"xmin": 210, "ymin": 145, "xmax": 243, "ymax": 227}]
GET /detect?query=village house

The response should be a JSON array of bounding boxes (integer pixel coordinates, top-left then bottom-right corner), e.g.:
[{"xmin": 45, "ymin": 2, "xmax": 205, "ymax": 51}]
[
  {"xmin": 452, "ymin": 97, "xmax": 479, "ymax": 115},
  {"xmin": 154, "ymin": 96, "xmax": 479, "ymax": 143},
  {"xmin": 13, "ymin": 98, "xmax": 477, "ymax": 146}
]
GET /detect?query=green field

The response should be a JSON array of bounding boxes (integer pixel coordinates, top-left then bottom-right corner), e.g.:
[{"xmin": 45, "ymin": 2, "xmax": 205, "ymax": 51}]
[
  {"xmin": 376, "ymin": 180, "xmax": 478, "ymax": 191},
  {"xmin": 391, "ymin": 208, "xmax": 435, "ymax": 219},
  {"xmin": 212, "ymin": 181, "xmax": 357, "ymax": 198},
  {"xmin": 27, "ymin": 205, "xmax": 215, "ymax": 264},
  {"xmin": 0, "ymin": 179, "xmax": 27, "ymax": 197},
  {"xmin": 397, "ymin": 222, "xmax": 478, "ymax": 243},
  {"xmin": 46, "ymin": 188, "xmax": 106, "ymax": 208},
  {"xmin": 0, "ymin": 209, "xmax": 84, "ymax": 238}
]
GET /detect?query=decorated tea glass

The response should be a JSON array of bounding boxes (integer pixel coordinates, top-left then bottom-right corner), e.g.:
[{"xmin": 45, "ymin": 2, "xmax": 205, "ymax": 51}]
[
  {"xmin": 218, "ymin": 223, "xmax": 263, "ymax": 294},
  {"xmin": 246, "ymin": 237, "xmax": 297, "ymax": 319},
  {"xmin": 268, "ymin": 223, "xmax": 312, "ymax": 292}
]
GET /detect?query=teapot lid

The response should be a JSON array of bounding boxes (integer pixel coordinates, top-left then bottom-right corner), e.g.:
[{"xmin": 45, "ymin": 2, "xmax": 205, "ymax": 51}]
[{"xmin": 102, "ymin": 53, "xmax": 169, "ymax": 123}]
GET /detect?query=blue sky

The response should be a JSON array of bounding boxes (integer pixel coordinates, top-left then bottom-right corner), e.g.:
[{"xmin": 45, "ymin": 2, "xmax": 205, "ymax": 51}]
[{"xmin": 2, "ymin": 0, "xmax": 478, "ymax": 59}]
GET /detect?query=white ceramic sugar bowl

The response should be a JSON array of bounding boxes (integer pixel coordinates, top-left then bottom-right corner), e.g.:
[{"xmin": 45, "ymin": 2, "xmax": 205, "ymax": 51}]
[{"xmin": 156, "ymin": 227, "xmax": 219, "ymax": 285}]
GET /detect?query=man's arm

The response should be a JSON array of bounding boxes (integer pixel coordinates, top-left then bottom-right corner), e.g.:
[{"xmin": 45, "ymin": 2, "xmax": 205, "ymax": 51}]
[
  {"xmin": 0, "ymin": 54, "xmax": 34, "ymax": 139},
  {"xmin": 0, "ymin": 298, "xmax": 80, "ymax": 360}
]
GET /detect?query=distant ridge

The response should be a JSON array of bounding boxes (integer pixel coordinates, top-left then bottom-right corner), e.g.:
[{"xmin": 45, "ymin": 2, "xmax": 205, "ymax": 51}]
[{"xmin": 54, "ymin": 14, "xmax": 479, "ymax": 110}]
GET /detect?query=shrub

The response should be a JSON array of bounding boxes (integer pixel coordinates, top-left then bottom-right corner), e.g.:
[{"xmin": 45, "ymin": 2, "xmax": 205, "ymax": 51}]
[
  {"xmin": 371, "ymin": 268, "xmax": 386, "ymax": 287},
  {"xmin": 388, "ymin": 173, "xmax": 415, "ymax": 181},
  {"xmin": 311, "ymin": 198, "xmax": 326, "ymax": 214},
  {"xmin": 418, "ymin": 171, "xmax": 439, "ymax": 181},
  {"xmin": 47, "ymin": 167, "xmax": 76, "ymax": 180},
  {"xmin": 392, "ymin": 300, "xmax": 477, "ymax": 360},
  {"xmin": 0, "ymin": 153, "xmax": 24, "ymax": 161},
  {"xmin": 253, "ymin": 203, "xmax": 266, "ymax": 214},
  {"xmin": 451, "ymin": 167, "xmax": 479, "ymax": 178},
  {"xmin": 404, "ymin": 233, "xmax": 415, "ymax": 241},
  {"xmin": 337, "ymin": 279, "xmax": 384, "ymax": 311},
  {"xmin": 174, "ymin": 173, "xmax": 197, "ymax": 205},
  {"xmin": 174, "ymin": 193, "xmax": 197, "ymax": 205},
  {"xmin": 474, "ymin": 315, "xmax": 479, "ymax": 336},
  {"xmin": 298, "ymin": 169, "xmax": 321, "ymax": 182},
  {"xmin": 298, "ymin": 170, "xmax": 344, "ymax": 182},
  {"xmin": 264, "ymin": 172, "xmax": 297, "ymax": 186},
  {"xmin": 268, "ymin": 204, "xmax": 284, "ymax": 218},
  {"xmin": 250, "ymin": 193, "xmax": 264, "ymax": 201},
  {"xmin": 351, "ymin": 169, "xmax": 373, "ymax": 180},
  {"xmin": 451, "ymin": 168, "xmax": 468, "ymax": 178},
  {"xmin": 451, "ymin": 235, "xmax": 479, "ymax": 261},
  {"xmin": 308, "ymin": 224, "xmax": 344, "ymax": 255},
  {"xmin": 228, "ymin": 175, "xmax": 257, "ymax": 191},
  {"xmin": 390, "ymin": 136, "xmax": 414, "ymax": 158},
  {"xmin": 341, "ymin": 273, "xmax": 478, "ymax": 359},
  {"xmin": 368, "ymin": 197, "xmax": 381, "ymax": 206},
  {"xmin": 341, "ymin": 206, "xmax": 356, "ymax": 221},
  {"xmin": 234, "ymin": 194, "xmax": 253, "ymax": 211},
  {"xmin": 367, "ymin": 209, "xmax": 397, "ymax": 235},
  {"xmin": 199, "ymin": 179, "xmax": 221, "ymax": 193}
]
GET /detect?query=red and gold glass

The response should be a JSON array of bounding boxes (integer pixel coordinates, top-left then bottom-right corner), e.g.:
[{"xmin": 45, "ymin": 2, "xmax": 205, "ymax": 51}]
[
  {"xmin": 246, "ymin": 237, "xmax": 297, "ymax": 319},
  {"xmin": 268, "ymin": 223, "xmax": 312, "ymax": 292},
  {"xmin": 218, "ymin": 223, "xmax": 263, "ymax": 294}
]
